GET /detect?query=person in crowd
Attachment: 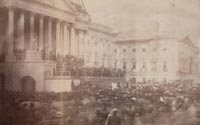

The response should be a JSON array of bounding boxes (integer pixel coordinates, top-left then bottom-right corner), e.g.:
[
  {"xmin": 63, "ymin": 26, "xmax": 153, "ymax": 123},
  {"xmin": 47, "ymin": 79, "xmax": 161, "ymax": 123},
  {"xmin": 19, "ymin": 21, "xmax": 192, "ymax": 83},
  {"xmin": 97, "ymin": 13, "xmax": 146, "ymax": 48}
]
[
  {"xmin": 1, "ymin": 82, "xmax": 200, "ymax": 125},
  {"xmin": 194, "ymin": 103, "xmax": 200, "ymax": 125},
  {"xmin": 126, "ymin": 105, "xmax": 136, "ymax": 125},
  {"xmin": 100, "ymin": 104, "xmax": 109, "ymax": 124},
  {"xmin": 105, "ymin": 108, "xmax": 121, "ymax": 125},
  {"xmin": 91, "ymin": 109, "xmax": 104, "ymax": 125}
]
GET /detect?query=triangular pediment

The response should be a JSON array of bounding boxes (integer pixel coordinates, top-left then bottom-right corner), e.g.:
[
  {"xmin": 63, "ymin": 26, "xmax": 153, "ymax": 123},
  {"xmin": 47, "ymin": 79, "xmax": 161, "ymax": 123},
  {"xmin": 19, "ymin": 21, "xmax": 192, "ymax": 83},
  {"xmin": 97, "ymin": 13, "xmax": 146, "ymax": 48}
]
[
  {"xmin": 31, "ymin": 0, "xmax": 77, "ymax": 14},
  {"xmin": 57, "ymin": 0, "xmax": 77, "ymax": 13}
]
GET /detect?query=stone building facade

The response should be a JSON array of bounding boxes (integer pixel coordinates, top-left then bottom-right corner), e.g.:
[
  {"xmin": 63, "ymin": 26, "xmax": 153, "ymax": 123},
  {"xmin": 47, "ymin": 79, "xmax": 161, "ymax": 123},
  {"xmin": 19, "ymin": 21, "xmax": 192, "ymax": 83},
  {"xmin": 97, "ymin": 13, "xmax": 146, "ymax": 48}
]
[
  {"xmin": 0, "ymin": 0, "xmax": 117, "ymax": 92},
  {"xmin": 0, "ymin": 0, "xmax": 199, "ymax": 92},
  {"xmin": 112, "ymin": 37, "xmax": 200, "ymax": 83}
]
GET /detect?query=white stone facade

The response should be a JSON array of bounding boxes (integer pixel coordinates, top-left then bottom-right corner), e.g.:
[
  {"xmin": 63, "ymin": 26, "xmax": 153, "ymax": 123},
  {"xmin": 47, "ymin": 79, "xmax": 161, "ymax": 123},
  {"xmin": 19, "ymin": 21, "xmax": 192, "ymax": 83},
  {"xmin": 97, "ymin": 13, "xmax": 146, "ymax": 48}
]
[
  {"xmin": 112, "ymin": 37, "xmax": 200, "ymax": 83},
  {"xmin": 0, "ymin": 0, "xmax": 117, "ymax": 92}
]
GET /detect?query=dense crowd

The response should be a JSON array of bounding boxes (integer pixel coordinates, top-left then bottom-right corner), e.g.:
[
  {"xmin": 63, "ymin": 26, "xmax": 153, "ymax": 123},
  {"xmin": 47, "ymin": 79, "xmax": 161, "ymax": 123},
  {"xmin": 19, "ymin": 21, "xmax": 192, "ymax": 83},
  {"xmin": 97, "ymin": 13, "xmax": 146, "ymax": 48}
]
[
  {"xmin": 1, "ymin": 82, "xmax": 200, "ymax": 125},
  {"xmin": 54, "ymin": 55, "xmax": 125, "ymax": 77}
]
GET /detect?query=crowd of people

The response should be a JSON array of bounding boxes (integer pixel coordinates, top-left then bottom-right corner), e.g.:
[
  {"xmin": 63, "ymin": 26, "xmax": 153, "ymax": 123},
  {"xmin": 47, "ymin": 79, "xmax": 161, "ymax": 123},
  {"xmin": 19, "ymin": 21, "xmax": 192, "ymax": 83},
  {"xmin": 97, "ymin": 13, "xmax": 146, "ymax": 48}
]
[
  {"xmin": 1, "ymin": 82, "xmax": 200, "ymax": 125},
  {"xmin": 54, "ymin": 55, "xmax": 125, "ymax": 77}
]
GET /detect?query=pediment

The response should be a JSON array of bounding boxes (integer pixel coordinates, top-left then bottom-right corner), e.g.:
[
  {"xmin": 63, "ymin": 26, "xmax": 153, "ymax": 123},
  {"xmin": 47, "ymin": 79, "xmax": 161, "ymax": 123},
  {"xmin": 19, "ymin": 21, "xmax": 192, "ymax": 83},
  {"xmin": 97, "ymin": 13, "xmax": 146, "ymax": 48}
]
[{"xmin": 30, "ymin": 0, "xmax": 77, "ymax": 14}]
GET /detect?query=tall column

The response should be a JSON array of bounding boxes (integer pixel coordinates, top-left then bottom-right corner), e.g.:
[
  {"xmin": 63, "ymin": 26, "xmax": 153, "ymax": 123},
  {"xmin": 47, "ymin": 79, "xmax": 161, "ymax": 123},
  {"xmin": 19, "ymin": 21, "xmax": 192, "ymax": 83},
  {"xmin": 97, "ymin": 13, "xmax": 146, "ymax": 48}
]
[
  {"xmin": 76, "ymin": 30, "xmax": 80, "ymax": 58},
  {"xmin": 60, "ymin": 23, "xmax": 64, "ymax": 55},
  {"xmin": 67, "ymin": 25, "xmax": 70, "ymax": 55},
  {"xmin": 39, "ymin": 16, "xmax": 44, "ymax": 51},
  {"xmin": 47, "ymin": 19, "xmax": 52, "ymax": 54},
  {"xmin": 63, "ymin": 23, "xmax": 69, "ymax": 56},
  {"xmin": 56, "ymin": 20, "xmax": 60, "ymax": 55},
  {"xmin": 29, "ymin": 13, "xmax": 35, "ymax": 50},
  {"xmin": 16, "ymin": 11, "xmax": 25, "ymax": 50},
  {"xmin": 70, "ymin": 24, "xmax": 76, "ymax": 57},
  {"xmin": 7, "ymin": 8, "xmax": 14, "ymax": 55},
  {"xmin": 82, "ymin": 31, "xmax": 86, "ymax": 52}
]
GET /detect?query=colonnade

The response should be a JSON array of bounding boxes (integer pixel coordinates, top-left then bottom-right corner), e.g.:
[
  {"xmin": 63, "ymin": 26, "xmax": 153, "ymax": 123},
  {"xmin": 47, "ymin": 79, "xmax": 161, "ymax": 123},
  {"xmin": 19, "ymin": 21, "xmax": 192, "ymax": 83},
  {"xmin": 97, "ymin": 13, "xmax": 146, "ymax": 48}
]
[{"xmin": 6, "ymin": 7, "xmax": 86, "ymax": 61}]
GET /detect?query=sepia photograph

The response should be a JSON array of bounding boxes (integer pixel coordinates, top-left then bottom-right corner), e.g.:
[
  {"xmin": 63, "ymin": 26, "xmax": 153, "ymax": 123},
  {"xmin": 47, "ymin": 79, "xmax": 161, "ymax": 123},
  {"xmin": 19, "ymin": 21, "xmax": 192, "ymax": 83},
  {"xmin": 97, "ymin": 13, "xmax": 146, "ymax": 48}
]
[{"xmin": 1, "ymin": 0, "xmax": 200, "ymax": 125}]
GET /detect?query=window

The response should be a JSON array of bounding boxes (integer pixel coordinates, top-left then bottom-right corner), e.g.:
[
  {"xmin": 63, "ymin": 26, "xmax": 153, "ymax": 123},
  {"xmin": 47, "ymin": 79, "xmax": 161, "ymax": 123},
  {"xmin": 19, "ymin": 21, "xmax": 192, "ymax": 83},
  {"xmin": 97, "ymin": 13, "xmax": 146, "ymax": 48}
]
[
  {"xmin": 142, "ymin": 62, "xmax": 147, "ymax": 72},
  {"xmin": 114, "ymin": 60, "xmax": 118, "ymax": 68},
  {"xmin": 132, "ymin": 62, "xmax": 136, "ymax": 71},
  {"xmin": 163, "ymin": 61, "xmax": 168, "ymax": 72},
  {"xmin": 132, "ymin": 48, "xmax": 136, "ymax": 52},
  {"xmin": 142, "ymin": 48, "xmax": 146, "ymax": 52},
  {"xmin": 123, "ymin": 61, "xmax": 127, "ymax": 71},
  {"xmin": 143, "ymin": 78, "xmax": 146, "ymax": 83},
  {"xmin": 102, "ymin": 57, "xmax": 105, "ymax": 67},
  {"xmin": 94, "ymin": 61, "xmax": 98, "ymax": 65},
  {"xmin": 142, "ymin": 63, "xmax": 146, "ymax": 69},
  {"xmin": 151, "ymin": 61, "xmax": 157, "ymax": 72},
  {"xmin": 130, "ymin": 77, "xmax": 136, "ymax": 83},
  {"xmin": 123, "ymin": 49, "xmax": 126, "ymax": 53},
  {"xmin": 94, "ymin": 55, "xmax": 98, "ymax": 65},
  {"xmin": 114, "ymin": 49, "xmax": 117, "ymax": 53},
  {"xmin": 163, "ymin": 48, "xmax": 167, "ymax": 51}
]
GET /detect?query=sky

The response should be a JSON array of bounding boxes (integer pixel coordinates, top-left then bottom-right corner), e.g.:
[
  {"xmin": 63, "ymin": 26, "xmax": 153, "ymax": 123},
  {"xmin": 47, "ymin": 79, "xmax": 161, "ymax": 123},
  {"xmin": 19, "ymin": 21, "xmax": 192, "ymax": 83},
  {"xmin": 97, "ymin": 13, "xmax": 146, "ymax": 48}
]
[{"xmin": 84, "ymin": 0, "xmax": 200, "ymax": 45}]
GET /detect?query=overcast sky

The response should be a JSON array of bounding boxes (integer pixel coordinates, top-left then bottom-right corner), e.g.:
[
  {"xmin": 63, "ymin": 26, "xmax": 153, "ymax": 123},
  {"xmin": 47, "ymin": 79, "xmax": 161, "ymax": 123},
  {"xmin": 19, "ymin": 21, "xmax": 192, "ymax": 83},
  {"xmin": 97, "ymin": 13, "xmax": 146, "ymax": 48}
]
[{"xmin": 84, "ymin": 0, "xmax": 200, "ymax": 45}]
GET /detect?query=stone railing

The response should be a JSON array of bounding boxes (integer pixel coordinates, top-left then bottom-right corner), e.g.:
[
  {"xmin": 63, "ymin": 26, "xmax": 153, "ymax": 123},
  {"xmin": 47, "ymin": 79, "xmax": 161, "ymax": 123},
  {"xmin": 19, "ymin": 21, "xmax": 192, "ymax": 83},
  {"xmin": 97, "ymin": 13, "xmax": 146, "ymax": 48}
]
[
  {"xmin": 45, "ymin": 70, "xmax": 125, "ymax": 80},
  {"xmin": 15, "ymin": 53, "xmax": 26, "ymax": 62}
]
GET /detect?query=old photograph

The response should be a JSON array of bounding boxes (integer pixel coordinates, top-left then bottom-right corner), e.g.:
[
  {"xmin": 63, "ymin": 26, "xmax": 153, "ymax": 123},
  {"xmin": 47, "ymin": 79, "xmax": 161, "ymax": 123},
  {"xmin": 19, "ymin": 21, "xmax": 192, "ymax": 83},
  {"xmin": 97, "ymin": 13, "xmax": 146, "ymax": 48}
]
[{"xmin": 1, "ymin": 0, "xmax": 200, "ymax": 125}]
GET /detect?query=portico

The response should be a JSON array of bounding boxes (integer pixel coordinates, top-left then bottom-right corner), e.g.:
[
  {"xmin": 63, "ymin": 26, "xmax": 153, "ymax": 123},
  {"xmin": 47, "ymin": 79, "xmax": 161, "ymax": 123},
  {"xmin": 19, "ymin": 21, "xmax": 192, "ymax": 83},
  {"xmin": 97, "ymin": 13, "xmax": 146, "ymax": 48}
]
[
  {"xmin": 0, "ymin": 0, "xmax": 90, "ymax": 92},
  {"xmin": 0, "ymin": 0, "xmax": 88, "ymax": 63}
]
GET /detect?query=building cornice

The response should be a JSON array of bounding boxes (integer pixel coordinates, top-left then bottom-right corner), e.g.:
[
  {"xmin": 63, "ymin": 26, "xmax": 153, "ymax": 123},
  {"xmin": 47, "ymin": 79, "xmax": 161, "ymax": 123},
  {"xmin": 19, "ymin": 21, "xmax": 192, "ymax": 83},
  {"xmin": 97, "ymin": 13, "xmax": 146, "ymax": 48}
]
[
  {"xmin": 89, "ymin": 22, "xmax": 117, "ymax": 36},
  {"xmin": 0, "ymin": 0, "xmax": 76, "ymax": 23}
]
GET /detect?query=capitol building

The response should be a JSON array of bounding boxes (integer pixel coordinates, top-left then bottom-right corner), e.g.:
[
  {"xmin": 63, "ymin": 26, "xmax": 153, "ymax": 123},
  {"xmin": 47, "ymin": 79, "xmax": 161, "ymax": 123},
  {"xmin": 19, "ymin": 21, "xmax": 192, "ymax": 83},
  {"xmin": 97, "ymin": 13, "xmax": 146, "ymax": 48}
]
[{"xmin": 0, "ymin": 0, "xmax": 199, "ymax": 92}]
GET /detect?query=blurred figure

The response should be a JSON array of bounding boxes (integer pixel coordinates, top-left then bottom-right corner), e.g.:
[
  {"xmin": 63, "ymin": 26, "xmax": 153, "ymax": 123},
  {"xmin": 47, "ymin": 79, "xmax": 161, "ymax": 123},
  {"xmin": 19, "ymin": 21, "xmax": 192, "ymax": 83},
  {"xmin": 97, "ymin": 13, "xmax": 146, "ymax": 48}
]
[
  {"xmin": 126, "ymin": 105, "xmax": 136, "ymax": 125},
  {"xmin": 194, "ymin": 104, "xmax": 200, "ymax": 125},
  {"xmin": 100, "ymin": 104, "xmax": 109, "ymax": 124},
  {"xmin": 91, "ymin": 109, "xmax": 104, "ymax": 125},
  {"xmin": 106, "ymin": 108, "xmax": 121, "ymax": 125}
]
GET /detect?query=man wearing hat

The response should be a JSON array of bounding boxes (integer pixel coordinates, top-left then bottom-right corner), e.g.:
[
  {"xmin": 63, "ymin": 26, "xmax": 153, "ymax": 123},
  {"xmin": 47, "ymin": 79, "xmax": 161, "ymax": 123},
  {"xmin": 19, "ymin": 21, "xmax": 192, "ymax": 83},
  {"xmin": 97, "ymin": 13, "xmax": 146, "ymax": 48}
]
[{"xmin": 105, "ymin": 108, "xmax": 121, "ymax": 125}]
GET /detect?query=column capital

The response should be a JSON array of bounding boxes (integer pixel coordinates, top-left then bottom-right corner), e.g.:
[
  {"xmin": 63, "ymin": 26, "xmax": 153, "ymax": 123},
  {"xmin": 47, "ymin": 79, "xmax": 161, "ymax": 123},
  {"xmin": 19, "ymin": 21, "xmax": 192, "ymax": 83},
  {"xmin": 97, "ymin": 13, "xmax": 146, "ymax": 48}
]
[
  {"xmin": 76, "ymin": 29, "xmax": 81, "ymax": 34},
  {"xmin": 48, "ymin": 18, "xmax": 53, "ymax": 23},
  {"xmin": 6, "ymin": 6, "xmax": 16, "ymax": 11},
  {"xmin": 69, "ymin": 23, "xmax": 75, "ymax": 28},
  {"xmin": 55, "ymin": 20, "xmax": 60, "ymax": 23},
  {"xmin": 29, "ymin": 12, "xmax": 36, "ymax": 17},
  {"xmin": 83, "ymin": 30, "xmax": 88, "ymax": 34},
  {"xmin": 54, "ymin": 19, "xmax": 61, "ymax": 23},
  {"xmin": 62, "ymin": 21, "xmax": 70, "ymax": 26},
  {"xmin": 38, "ymin": 15, "xmax": 44, "ymax": 19},
  {"xmin": 19, "ymin": 11, "xmax": 25, "ymax": 19}
]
